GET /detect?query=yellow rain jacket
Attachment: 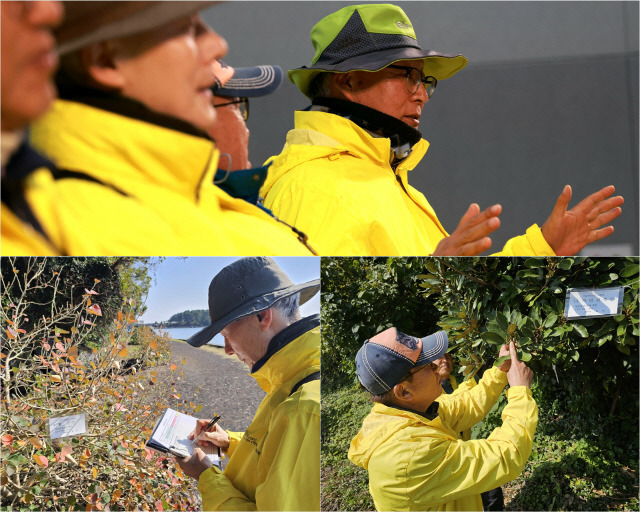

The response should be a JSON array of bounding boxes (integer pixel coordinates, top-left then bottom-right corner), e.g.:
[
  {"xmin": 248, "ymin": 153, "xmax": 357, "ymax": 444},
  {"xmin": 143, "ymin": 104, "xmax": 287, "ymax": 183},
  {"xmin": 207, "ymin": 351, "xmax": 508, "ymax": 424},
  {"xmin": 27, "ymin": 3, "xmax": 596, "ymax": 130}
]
[
  {"xmin": 261, "ymin": 110, "xmax": 555, "ymax": 256},
  {"xmin": 198, "ymin": 315, "xmax": 320, "ymax": 511},
  {"xmin": 1, "ymin": 203, "xmax": 58, "ymax": 255},
  {"xmin": 443, "ymin": 374, "xmax": 477, "ymax": 441},
  {"xmin": 348, "ymin": 367, "xmax": 538, "ymax": 511},
  {"xmin": 1, "ymin": 142, "xmax": 60, "ymax": 255},
  {"xmin": 26, "ymin": 97, "xmax": 314, "ymax": 255}
]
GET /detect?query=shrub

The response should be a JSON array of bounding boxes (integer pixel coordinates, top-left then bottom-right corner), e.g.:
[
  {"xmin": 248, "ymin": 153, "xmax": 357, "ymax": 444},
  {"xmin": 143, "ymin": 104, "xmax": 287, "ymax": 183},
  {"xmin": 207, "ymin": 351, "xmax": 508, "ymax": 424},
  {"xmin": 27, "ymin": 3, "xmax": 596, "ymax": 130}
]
[{"xmin": 1, "ymin": 258, "xmax": 200, "ymax": 511}]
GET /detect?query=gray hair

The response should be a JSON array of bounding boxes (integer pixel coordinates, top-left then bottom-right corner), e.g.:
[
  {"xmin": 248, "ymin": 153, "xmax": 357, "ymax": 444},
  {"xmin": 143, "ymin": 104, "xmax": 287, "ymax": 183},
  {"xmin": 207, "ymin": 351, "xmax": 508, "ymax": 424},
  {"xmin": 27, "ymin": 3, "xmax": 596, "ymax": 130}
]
[
  {"xmin": 271, "ymin": 293, "xmax": 301, "ymax": 321},
  {"xmin": 307, "ymin": 72, "xmax": 334, "ymax": 100}
]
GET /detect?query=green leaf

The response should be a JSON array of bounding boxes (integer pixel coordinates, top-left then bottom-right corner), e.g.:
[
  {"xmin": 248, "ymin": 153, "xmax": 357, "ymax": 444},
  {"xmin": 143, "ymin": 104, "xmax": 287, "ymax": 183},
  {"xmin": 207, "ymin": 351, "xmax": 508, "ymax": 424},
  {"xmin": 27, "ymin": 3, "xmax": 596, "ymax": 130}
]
[
  {"xmin": 496, "ymin": 312, "xmax": 509, "ymax": 332},
  {"xmin": 557, "ymin": 258, "xmax": 574, "ymax": 270},
  {"xmin": 493, "ymin": 355, "xmax": 511, "ymax": 367},
  {"xmin": 616, "ymin": 324, "xmax": 626, "ymax": 337},
  {"xmin": 481, "ymin": 331, "xmax": 505, "ymax": 344},
  {"xmin": 543, "ymin": 313, "xmax": 558, "ymax": 328},
  {"xmin": 507, "ymin": 323, "xmax": 517, "ymax": 335},
  {"xmin": 571, "ymin": 351, "xmax": 579, "ymax": 362},
  {"xmin": 620, "ymin": 264, "xmax": 639, "ymax": 278},
  {"xmin": 572, "ymin": 324, "xmax": 589, "ymax": 338},
  {"xmin": 520, "ymin": 351, "xmax": 532, "ymax": 362}
]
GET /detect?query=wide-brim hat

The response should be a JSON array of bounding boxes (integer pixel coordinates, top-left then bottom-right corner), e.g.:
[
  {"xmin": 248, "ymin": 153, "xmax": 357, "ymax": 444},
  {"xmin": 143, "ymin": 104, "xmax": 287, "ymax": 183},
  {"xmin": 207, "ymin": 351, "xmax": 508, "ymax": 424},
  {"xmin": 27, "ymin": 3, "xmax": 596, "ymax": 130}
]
[
  {"xmin": 55, "ymin": 1, "xmax": 220, "ymax": 55},
  {"xmin": 215, "ymin": 65, "xmax": 283, "ymax": 98},
  {"xmin": 355, "ymin": 327, "xmax": 448, "ymax": 395},
  {"xmin": 289, "ymin": 3, "xmax": 468, "ymax": 99},
  {"xmin": 187, "ymin": 257, "xmax": 320, "ymax": 347}
]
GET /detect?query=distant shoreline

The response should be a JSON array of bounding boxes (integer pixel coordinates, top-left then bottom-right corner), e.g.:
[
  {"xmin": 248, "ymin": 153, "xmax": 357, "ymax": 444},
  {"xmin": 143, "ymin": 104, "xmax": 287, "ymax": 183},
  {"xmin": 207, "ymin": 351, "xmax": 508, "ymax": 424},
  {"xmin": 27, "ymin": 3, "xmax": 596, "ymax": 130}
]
[{"xmin": 170, "ymin": 337, "xmax": 228, "ymax": 356}]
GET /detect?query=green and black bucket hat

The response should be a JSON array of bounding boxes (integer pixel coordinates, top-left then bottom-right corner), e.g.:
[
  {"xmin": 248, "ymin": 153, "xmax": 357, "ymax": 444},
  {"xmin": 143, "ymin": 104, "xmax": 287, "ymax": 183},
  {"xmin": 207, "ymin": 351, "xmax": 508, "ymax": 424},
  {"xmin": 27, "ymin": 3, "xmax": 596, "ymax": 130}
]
[{"xmin": 289, "ymin": 3, "xmax": 468, "ymax": 99}]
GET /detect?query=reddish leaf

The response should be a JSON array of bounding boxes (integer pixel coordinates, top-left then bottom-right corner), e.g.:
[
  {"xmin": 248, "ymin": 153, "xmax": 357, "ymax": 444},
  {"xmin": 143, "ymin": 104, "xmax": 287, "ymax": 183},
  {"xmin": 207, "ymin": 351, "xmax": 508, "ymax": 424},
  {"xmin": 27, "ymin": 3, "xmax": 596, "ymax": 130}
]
[
  {"xmin": 29, "ymin": 437, "xmax": 43, "ymax": 449},
  {"xmin": 87, "ymin": 304, "xmax": 102, "ymax": 316},
  {"xmin": 170, "ymin": 364, "xmax": 178, "ymax": 371},
  {"xmin": 33, "ymin": 454, "xmax": 49, "ymax": 468},
  {"xmin": 155, "ymin": 500, "xmax": 163, "ymax": 511},
  {"xmin": 1, "ymin": 434, "xmax": 13, "ymax": 446},
  {"xmin": 84, "ymin": 288, "xmax": 99, "ymax": 295},
  {"xmin": 55, "ymin": 342, "xmax": 66, "ymax": 352}
]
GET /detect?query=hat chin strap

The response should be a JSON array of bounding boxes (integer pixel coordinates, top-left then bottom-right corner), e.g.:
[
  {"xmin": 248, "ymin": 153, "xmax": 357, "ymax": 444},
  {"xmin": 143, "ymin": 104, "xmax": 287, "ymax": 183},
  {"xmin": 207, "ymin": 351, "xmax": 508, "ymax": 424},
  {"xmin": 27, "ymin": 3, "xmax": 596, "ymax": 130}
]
[{"xmin": 311, "ymin": 97, "xmax": 422, "ymax": 166}]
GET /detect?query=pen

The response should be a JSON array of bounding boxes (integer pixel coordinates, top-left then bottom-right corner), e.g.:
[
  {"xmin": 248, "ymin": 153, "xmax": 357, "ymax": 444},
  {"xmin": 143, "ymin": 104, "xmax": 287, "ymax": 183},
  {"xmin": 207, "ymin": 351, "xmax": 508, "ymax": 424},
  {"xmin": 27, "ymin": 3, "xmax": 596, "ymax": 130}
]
[{"xmin": 191, "ymin": 414, "xmax": 221, "ymax": 447}]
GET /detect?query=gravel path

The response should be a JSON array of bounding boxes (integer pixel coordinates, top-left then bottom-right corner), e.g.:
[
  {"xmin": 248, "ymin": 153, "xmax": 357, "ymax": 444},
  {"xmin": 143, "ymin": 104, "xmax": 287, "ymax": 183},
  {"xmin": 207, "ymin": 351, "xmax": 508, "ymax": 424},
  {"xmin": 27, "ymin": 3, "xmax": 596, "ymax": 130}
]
[{"xmin": 155, "ymin": 340, "xmax": 265, "ymax": 433}]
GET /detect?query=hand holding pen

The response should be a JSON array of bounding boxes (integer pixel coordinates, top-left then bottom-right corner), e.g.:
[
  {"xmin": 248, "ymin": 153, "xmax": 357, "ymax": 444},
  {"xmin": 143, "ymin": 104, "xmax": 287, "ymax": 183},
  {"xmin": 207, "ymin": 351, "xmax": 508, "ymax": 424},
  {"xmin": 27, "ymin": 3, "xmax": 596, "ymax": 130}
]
[
  {"xmin": 191, "ymin": 415, "xmax": 221, "ymax": 447},
  {"xmin": 189, "ymin": 415, "xmax": 230, "ymax": 452}
]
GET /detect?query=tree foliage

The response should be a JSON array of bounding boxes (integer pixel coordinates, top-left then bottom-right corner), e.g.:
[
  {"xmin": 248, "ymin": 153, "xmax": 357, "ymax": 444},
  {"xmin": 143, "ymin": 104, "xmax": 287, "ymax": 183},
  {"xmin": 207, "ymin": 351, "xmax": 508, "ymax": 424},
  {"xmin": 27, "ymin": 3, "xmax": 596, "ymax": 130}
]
[
  {"xmin": 165, "ymin": 310, "xmax": 209, "ymax": 327},
  {"xmin": 417, "ymin": 257, "xmax": 638, "ymax": 417}
]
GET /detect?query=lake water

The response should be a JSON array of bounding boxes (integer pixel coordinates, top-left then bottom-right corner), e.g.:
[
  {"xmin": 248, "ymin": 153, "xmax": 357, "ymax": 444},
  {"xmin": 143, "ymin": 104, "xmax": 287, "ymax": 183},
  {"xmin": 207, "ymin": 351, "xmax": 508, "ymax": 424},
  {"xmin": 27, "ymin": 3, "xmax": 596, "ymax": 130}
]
[{"xmin": 153, "ymin": 327, "xmax": 224, "ymax": 348}]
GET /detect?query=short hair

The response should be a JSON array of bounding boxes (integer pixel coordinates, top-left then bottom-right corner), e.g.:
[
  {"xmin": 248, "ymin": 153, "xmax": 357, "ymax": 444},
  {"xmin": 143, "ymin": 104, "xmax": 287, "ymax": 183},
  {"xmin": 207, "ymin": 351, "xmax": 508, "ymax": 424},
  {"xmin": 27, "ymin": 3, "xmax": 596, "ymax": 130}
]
[
  {"xmin": 364, "ymin": 369, "xmax": 416, "ymax": 406},
  {"xmin": 57, "ymin": 50, "xmax": 95, "ymax": 89},
  {"xmin": 307, "ymin": 72, "xmax": 333, "ymax": 100},
  {"xmin": 272, "ymin": 292, "xmax": 301, "ymax": 321}
]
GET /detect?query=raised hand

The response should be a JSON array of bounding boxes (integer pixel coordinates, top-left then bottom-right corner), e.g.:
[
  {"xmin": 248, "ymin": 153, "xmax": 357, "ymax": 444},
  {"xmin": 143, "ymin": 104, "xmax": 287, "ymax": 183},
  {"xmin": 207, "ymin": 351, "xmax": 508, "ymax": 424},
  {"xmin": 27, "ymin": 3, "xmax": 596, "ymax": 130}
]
[
  {"xmin": 506, "ymin": 341, "xmax": 534, "ymax": 389},
  {"xmin": 432, "ymin": 203, "xmax": 502, "ymax": 256},
  {"xmin": 541, "ymin": 185, "xmax": 624, "ymax": 255}
]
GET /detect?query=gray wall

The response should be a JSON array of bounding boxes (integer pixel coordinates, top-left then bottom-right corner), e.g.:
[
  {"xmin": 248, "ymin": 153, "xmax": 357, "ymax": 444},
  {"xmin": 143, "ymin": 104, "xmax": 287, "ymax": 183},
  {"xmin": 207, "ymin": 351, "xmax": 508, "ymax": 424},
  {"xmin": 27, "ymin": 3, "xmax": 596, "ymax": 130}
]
[{"xmin": 202, "ymin": 1, "xmax": 639, "ymax": 255}]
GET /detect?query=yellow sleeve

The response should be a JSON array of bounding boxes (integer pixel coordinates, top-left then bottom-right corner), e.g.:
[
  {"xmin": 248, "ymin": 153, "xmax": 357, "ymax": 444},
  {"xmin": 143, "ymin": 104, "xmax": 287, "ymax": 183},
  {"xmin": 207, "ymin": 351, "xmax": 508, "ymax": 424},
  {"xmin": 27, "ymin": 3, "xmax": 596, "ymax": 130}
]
[
  {"xmin": 199, "ymin": 398, "xmax": 320, "ymax": 511},
  {"xmin": 224, "ymin": 431, "xmax": 244, "ymax": 458},
  {"xmin": 437, "ymin": 366, "xmax": 508, "ymax": 433},
  {"xmin": 492, "ymin": 224, "xmax": 556, "ymax": 256},
  {"xmin": 410, "ymin": 387, "xmax": 538, "ymax": 509}
]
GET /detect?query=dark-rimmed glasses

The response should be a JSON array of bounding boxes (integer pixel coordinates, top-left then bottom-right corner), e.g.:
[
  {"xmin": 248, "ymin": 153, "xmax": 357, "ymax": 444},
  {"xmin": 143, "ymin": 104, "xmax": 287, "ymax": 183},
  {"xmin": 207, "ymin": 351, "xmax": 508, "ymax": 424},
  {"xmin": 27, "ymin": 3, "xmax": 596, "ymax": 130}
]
[
  {"xmin": 387, "ymin": 65, "xmax": 437, "ymax": 99},
  {"xmin": 215, "ymin": 97, "xmax": 249, "ymax": 121},
  {"xmin": 408, "ymin": 361, "xmax": 438, "ymax": 377}
]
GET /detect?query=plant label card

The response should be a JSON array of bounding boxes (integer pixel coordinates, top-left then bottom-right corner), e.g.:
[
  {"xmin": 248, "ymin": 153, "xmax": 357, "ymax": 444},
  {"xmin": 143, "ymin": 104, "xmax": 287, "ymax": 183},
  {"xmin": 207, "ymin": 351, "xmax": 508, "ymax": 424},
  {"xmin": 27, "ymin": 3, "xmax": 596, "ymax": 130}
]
[
  {"xmin": 147, "ymin": 408, "xmax": 220, "ymax": 468},
  {"xmin": 49, "ymin": 413, "xmax": 86, "ymax": 439},
  {"xmin": 564, "ymin": 287, "xmax": 624, "ymax": 319}
]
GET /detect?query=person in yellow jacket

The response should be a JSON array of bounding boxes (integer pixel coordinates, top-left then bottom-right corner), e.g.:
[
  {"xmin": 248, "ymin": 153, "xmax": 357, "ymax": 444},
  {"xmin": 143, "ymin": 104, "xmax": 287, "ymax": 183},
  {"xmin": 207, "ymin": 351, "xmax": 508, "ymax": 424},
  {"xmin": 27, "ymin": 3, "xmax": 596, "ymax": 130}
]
[
  {"xmin": 348, "ymin": 327, "xmax": 538, "ymax": 511},
  {"xmin": 261, "ymin": 3, "xmax": 624, "ymax": 256},
  {"xmin": 1, "ymin": 0, "xmax": 64, "ymax": 255},
  {"xmin": 177, "ymin": 257, "xmax": 320, "ymax": 511},
  {"xmin": 18, "ymin": 1, "xmax": 315, "ymax": 256},
  {"xmin": 435, "ymin": 352, "xmax": 505, "ymax": 510}
]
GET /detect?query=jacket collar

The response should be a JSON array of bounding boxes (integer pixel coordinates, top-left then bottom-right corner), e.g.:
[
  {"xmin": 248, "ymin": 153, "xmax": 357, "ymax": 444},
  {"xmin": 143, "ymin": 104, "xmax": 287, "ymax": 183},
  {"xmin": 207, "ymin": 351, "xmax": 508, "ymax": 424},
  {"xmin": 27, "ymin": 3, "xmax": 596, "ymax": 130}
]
[
  {"xmin": 251, "ymin": 314, "xmax": 320, "ymax": 394},
  {"xmin": 290, "ymin": 110, "xmax": 428, "ymax": 173},
  {"xmin": 56, "ymin": 82, "xmax": 211, "ymax": 140},
  {"xmin": 310, "ymin": 97, "xmax": 422, "ymax": 167},
  {"xmin": 30, "ymin": 97, "xmax": 219, "ymax": 204}
]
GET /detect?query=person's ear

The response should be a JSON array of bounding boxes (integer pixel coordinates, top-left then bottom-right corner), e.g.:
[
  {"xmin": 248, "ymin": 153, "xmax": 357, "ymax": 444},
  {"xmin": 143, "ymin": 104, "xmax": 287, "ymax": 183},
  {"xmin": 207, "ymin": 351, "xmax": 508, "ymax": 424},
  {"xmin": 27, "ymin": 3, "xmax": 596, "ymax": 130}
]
[
  {"xmin": 81, "ymin": 41, "xmax": 126, "ymax": 90},
  {"xmin": 331, "ymin": 72, "xmax": 358, "ymax": 101},
  {"xmin": 392, "ymin": 381, "xmax": 413, "ymax": 402},
  {"xmin": 255, "ymin": 308, "xmax": 273, "ymax": 331}
]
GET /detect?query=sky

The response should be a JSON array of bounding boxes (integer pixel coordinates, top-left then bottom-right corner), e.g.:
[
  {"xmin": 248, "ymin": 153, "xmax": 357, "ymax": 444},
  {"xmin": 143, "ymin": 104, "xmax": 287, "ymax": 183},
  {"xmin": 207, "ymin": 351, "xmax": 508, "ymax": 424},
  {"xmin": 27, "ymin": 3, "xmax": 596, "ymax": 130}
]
[{"xmin": 139, "ymin": 257, "xmax": 321, "ymax": 324}]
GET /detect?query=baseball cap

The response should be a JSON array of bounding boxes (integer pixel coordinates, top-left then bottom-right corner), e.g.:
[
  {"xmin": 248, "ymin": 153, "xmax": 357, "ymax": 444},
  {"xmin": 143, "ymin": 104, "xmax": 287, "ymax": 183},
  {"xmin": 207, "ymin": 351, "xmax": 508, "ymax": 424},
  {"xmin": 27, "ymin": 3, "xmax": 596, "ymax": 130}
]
[
  {"xmin": 215, "ymin": 65, "xmax": 283, "ymax": 98},
  {"xmin": 355, "ymin": 327, "xmax": 448, "ymax": 395}
]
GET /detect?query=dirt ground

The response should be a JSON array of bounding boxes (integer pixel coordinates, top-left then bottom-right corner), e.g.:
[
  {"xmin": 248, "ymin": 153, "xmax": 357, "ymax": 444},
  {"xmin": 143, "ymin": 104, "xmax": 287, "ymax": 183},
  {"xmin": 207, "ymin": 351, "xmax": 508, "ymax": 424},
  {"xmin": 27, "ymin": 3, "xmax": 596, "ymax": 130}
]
[{"xmin": 154, "ymin": 340, "xmax": 265, "ymax": 433}]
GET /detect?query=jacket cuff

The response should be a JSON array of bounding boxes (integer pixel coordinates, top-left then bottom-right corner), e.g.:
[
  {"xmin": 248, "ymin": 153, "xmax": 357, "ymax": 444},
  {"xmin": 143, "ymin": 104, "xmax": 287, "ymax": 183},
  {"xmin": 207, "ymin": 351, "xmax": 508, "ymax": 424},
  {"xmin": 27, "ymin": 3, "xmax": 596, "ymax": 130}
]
[{"xmin": 525, "ymin": 224, "xmax": 556, "ymax": 255}]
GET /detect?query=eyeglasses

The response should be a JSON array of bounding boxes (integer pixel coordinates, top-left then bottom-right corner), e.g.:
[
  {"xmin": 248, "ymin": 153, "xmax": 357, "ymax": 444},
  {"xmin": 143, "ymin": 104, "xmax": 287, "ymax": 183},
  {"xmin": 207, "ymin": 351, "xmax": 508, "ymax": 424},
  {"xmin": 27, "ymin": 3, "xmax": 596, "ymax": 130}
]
[
  {"xmin": 408, "ymin": 361, "xmax": 437, "ymax": 377},
  {"xmin": 387, "ymin": 65, "xmax": 438, "ymax": 99},
  {"xmin": 215, "ymin": 97, "xmax": 249, "ymax": 121}
]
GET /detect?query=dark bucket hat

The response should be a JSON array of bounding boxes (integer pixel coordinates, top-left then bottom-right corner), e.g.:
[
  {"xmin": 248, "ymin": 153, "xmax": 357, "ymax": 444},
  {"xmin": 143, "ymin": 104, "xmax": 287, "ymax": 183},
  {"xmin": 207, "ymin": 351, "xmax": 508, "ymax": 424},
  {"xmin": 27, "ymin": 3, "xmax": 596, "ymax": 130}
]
[
  {"xmin": 289, "ymin": 3, "xmax": 468, "ymax": 99},
  {"xmin": 187, "ymin": 257, "xmax": 320, "ymax": 347},
  {"xmin": 355, "ymin": 327, "xmax": 448, "ymax": 395},
  {"xmin": 215, "ymin": 65, "xmax": 283, "ymax": 98},
  {"xmin": 55, "ymin": 1, "xmax": 219, "ymax": 55}
]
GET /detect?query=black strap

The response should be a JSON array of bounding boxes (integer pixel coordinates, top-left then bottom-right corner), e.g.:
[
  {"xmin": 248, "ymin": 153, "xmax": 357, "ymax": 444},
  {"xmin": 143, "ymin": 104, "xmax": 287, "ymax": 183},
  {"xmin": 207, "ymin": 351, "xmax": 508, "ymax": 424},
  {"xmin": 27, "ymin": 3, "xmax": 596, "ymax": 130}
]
[
  {"xmin": 51, "ymin": 169, "xmax": 130, "ymax": 197},
  {"xmin": 288, "ymin": 371, "xmax": 320, "ymax": 397}
]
